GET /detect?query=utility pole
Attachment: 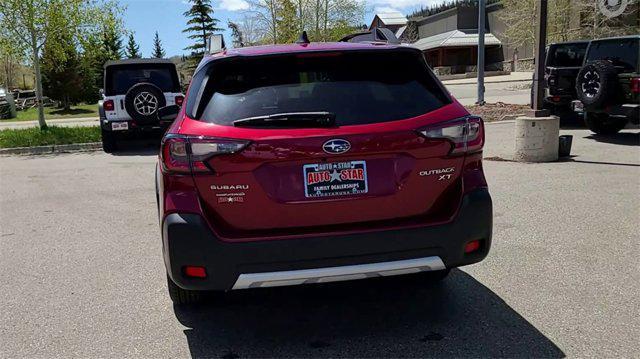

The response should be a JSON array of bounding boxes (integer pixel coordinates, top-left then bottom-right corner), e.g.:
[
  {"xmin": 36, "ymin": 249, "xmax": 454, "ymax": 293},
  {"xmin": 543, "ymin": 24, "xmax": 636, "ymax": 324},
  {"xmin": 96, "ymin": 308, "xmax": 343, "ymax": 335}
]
[
  {"xmin": 530, "ymin": 0, "xmax": 549, "ymax": 116},
  {"xmin": 514, "ymin": 0, "xmax": 559, "ymax": 163},
  {"xmin": 476, "ymin": 0, "xmax": 485, "ymax": 105}
]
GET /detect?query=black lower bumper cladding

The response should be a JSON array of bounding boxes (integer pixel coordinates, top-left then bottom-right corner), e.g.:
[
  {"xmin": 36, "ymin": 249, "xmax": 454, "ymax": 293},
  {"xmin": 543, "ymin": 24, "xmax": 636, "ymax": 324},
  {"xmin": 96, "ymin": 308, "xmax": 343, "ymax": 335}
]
[{"xmin": 163, "ymin": 189, "xmax": 493, "ymax": 291}]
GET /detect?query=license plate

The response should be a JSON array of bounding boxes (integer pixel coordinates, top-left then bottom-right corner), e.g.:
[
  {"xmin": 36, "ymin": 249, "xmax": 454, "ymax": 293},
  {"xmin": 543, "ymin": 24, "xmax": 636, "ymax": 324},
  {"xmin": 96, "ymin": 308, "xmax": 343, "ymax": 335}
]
[
  {"xmin": 303, "ymin": 161, "xmax": 368, "ymax": 198},
  {"xmin": 572, "ymin": 101, "xmax": 584, "ymax": 112},
  {"xmin": 111, "ymin": 122, "xmax": 128, "ymax": 131}
]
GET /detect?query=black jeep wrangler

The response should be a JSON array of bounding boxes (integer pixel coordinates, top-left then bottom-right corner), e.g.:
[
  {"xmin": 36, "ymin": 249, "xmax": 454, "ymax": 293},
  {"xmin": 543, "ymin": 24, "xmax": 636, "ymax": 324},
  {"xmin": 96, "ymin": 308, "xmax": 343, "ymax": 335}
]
[
  {"xmin": 100, "ymin": 59, "xmax": 184, "ymax": 152},
  {"xmin": 572, "ymin": 36, "xmax": 640, "ymax": 134},
  {"xmin": 538, "ymin": 40, "xmax": 589, "ymax": 114}
]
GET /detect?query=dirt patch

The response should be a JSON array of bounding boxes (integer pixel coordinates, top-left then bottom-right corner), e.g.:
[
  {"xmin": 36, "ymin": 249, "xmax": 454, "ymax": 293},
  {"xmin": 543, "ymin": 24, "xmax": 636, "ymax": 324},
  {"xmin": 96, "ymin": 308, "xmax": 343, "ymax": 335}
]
[{"xmin": 466, "ymin": 102, "xmax": 530, "ymax": 122}]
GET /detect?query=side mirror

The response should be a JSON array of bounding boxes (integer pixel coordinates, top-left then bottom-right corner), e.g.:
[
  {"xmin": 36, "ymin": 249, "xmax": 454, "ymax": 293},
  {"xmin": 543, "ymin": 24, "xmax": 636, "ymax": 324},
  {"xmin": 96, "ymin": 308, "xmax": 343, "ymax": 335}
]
[
  {"xmin": 158, "ymin": 105, "xmax": 181, "ymax": 121},
  {"xmin": 99, "ymin": 89, "xmax": 104, "ymax": 97}
]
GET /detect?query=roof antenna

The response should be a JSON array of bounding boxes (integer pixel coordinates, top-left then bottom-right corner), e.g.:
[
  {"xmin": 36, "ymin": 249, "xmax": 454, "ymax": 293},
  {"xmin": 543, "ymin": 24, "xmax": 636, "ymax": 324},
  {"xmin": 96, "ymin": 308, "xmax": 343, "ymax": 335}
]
[{"xmin": 296, "ymin": 31, "xmax": 310, "ymax": 44}]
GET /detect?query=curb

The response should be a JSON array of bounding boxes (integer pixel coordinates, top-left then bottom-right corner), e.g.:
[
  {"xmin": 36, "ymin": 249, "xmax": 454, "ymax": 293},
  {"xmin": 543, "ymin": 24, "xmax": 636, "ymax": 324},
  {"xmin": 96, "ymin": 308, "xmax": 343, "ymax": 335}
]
[
  {"xmin": 0, "ymin": 142, "xmax": 102, "ymax": 156},
  {"xmin": 443, "ymin": 78, "xmax": 532, "ymax": 86}
]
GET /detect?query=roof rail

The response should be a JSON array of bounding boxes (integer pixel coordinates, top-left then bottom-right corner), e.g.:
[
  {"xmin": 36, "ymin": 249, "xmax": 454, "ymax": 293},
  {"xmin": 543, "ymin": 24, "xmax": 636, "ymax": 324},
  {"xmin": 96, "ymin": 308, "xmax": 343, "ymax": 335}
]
[{"xmin": 339, "ymin": 28, "xmax": 400, "ymax": 44}]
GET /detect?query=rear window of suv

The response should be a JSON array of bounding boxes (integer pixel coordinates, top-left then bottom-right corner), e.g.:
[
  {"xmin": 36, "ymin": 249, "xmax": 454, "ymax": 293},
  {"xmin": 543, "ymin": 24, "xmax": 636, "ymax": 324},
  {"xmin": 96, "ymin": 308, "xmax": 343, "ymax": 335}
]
[
  {"xmin": 546, "ymin": 43, "xmax": 588, "ymax": 67},
  {"xmin": 586, "ymin": 38, "xmax": 639, "ymax": 72},
  {"xmin": 187, "ymin": 50, "xmax": 451, "ymax": 126},
  {"xmin": 105, "ymin": 64, "xmax": 180, "ymax": 96}
]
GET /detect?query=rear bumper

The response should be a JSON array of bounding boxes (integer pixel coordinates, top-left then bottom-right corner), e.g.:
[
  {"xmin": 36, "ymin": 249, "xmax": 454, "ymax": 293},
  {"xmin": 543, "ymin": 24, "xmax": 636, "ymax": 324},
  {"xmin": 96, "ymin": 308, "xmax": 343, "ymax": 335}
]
[
  {"xmin": 544, "ymin": 94, "xmax": 574, "ymax": 107},
  {"xmin": 163, "ymin": 188, "xmax": 493, "ymax": 291},
  {"xmin": 572, "ymin": 101, "xmax": 640, "ymax": 123},
  {"xmin": 100, "ymin": 118, "xmax": 173, "ymax": 133}
]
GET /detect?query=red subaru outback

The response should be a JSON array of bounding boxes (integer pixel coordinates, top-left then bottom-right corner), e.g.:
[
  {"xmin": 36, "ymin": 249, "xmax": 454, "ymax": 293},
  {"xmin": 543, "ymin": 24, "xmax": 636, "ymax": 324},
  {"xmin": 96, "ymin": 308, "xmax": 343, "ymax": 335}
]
[{"xmin": 156, "ymin": 41, "xmax": 492, "ymax": 305}]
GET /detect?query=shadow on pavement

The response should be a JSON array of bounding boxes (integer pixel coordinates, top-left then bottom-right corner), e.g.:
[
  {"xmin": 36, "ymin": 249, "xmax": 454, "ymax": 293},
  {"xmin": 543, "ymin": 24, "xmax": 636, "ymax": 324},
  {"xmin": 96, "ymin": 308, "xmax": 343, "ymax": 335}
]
[
  {"xmin": 584, "ymin": 132, "xmax": 639, "ymax": 147},
  {"xmin": 173, "ymin": 270, "xmax": 564, "ymax": 358},
  {"xmin": 109, "ymin": 135, "xmax": 161, "ymax": 156}
]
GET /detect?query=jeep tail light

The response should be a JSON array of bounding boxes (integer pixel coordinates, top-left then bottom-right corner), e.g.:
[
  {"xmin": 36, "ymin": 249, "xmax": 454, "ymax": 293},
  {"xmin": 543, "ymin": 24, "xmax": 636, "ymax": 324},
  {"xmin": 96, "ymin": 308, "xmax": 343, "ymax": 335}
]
[
  {"xmin": 103, "ymin": 100, "xmax": 114, "ymax": 111},
  {"xmin": 631, "ymin": 78, "xmax": 640, "ymax": 94},
  {"xmin": 175, "ymin": 95, "xmax": 184, "ymax": 106},
  {"xmin": 160, "ymin": 135, "xmax": 249, "ymax": 174},
  {"xmin": 417, "ymin": 116, "xmax": 484, "ymax": 154}
]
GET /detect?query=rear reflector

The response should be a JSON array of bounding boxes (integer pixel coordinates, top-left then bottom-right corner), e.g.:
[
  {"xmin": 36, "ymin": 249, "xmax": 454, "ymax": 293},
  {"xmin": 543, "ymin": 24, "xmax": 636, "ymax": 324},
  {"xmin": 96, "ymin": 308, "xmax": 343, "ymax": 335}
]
[
  {"xmin": 464, "ymin": 240, "xmax": 481, "ymax": 254},
  {"xmin": 184, "ymin": 266, "xmax": 207, "ymax": 278}
]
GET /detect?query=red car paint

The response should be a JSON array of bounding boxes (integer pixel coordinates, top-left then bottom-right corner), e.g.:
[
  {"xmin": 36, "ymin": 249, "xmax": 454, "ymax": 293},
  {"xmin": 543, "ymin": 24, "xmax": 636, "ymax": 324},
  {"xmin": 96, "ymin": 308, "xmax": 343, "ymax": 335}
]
[{"xmin": 158, "ymin": 42, "xmax": 487, "ymax": 243}]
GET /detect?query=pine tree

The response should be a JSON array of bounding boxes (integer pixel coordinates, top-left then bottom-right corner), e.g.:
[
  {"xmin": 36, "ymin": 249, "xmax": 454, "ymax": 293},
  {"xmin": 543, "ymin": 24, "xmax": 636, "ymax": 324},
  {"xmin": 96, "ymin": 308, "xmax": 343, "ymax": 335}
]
[
  {"xmin": 125, "ymin": 33, "xmax": 141, "ymax": 59},
  {"xmin": 102, "ymin": 26, "xmax": 123, "ymax": 60},
  {"xmin": 401, "ymin": 21, "xmax": 419, "ymax": 43},
  {"xmin": 41, "ymin": 33, "xmax": 83, "ymax": 110},
  {"xmin": 228, "ymin": 21, "xmax": 244, "ymax": 48},
  {"xmin": 152, "ymin": 31, "xmax": 166, "ymax": 58},
  {"xmin": 183, "ymin": 0, "xmax": 222, "ymax": 57},
  {"xmin": 277, "ymin": 0, "xmax": 299, "ymax": 44}
]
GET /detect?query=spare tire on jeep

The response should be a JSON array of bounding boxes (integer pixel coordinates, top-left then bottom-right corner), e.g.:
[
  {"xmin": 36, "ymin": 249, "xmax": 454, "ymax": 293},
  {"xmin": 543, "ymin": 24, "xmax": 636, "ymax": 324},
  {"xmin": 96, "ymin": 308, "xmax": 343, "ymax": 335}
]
[
  {"xmin": 575, "ymin": 60, "xmax": 617, "ymax": 109},
  {"xmin": 124, "ymin": 83, "xmax": 166, "ymax": 125}
]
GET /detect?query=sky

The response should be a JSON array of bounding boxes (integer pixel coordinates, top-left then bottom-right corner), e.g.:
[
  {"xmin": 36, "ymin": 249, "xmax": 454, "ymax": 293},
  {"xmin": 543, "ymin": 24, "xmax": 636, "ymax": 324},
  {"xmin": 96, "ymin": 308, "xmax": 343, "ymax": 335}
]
[{"xmin": 120, "ymin": 0, "xmax": 443, "ymax": 58}]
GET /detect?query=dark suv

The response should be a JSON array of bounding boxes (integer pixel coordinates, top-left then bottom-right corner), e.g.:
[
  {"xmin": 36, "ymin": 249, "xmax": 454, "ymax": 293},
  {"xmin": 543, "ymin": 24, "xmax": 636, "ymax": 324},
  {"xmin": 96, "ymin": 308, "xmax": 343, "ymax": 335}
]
[
  {"xmin": 100, "ymin": 59, "xmax": 184, "ymax": 152},
  {"xmin": 538, "ymin": 40, "xmax": 589, "ymax": 113},
  {"xmin": 156, "ymin": 41, "xmax": 493, "ymax": 305},
  {"xmin": 573, "ymin": 36, "xmax": 640, "ymax": 134}
]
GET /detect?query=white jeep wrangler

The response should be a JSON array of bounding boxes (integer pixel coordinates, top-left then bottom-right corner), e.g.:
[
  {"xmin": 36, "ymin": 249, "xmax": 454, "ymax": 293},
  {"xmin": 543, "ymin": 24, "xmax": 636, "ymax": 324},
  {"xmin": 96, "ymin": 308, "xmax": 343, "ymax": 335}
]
[{"xmin": 100, "ymin": 59, "xmax": 184, "ymax": 152}]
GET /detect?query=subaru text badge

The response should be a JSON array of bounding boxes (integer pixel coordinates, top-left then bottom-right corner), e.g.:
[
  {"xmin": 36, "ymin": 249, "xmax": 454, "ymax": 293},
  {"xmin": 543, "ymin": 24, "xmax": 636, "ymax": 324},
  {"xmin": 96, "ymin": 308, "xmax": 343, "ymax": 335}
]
[{"xmin": 323, "ymin": 139, "xmax": 351, "ymax": 154}]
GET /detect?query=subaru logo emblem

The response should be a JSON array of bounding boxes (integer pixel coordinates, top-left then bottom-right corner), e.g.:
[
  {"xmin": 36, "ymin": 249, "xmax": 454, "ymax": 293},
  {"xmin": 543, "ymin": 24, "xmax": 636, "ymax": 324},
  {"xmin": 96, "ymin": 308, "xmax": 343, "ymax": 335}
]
[{"xmin": 323, "ymin": 139, "xmax": 351, "ymax": 154}]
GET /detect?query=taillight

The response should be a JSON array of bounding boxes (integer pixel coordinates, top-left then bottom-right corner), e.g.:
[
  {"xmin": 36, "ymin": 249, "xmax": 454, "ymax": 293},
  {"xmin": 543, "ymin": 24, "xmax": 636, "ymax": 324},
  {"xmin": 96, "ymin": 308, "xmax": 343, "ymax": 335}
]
[
  {"xmin": 160, "ymin": 135, "xmax": 249, "ymax": 174},
  {"xmin": 417, "ymin": 116, "xmax": 484, "ymax": 154},
  {"xmin": 631, "ymin": 78, "xmax": 640, "ymax": 94},
  {"xmin": 175, "ymin": 95, "xmax": 184, "ymax": 106},
  {"xmin": 103, "ymin": 100, "xmax": 114, "ymax": 111}
]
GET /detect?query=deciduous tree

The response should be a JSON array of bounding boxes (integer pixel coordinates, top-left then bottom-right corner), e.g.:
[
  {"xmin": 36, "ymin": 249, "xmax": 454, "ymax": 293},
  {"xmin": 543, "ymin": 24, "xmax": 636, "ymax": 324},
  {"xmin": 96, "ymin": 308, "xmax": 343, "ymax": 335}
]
[{"xmin": 0, "ymin": 0, "xmax": 90, "ymax": 129}]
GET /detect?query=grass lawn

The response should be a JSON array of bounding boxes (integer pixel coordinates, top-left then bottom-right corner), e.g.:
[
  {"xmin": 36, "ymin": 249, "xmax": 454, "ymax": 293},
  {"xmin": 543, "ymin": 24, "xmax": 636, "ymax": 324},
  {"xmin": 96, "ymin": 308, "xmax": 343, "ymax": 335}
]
[
  {"xmin": 9, "ymin": 103, "xmax": 98, "ymax": 122},
  {"xmin": 0, "ymin": 126, "xmax": 101, "ymax": 148}
]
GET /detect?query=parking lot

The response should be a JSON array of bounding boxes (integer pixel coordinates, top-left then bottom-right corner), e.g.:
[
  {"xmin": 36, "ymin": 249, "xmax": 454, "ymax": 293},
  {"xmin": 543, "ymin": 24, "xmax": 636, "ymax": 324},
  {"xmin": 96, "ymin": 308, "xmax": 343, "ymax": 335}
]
[{"xmin": 0, "ymin": 122, "xmax": 638, "ymax": 358}]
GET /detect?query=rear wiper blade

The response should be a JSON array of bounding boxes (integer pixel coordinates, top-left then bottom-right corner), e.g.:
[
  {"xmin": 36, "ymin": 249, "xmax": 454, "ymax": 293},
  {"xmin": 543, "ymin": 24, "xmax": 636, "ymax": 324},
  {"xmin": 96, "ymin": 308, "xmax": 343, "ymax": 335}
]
[{"xmin": 233, "ymin": 112, "xmax": 336, "ymax": 128}]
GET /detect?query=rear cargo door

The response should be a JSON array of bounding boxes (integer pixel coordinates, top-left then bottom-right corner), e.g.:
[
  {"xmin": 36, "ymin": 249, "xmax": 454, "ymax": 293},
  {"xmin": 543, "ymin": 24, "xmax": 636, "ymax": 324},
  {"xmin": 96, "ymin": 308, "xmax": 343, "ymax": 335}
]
[{"xmin": 187, "ymin": 49, "xmax": 463, "ymax": 235}]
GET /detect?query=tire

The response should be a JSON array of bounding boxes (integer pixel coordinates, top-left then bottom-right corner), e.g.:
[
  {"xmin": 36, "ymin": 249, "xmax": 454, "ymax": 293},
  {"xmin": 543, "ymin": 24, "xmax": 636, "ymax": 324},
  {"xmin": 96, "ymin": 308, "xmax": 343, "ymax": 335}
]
[
  {"xmin": 575, "ymin": 60, "xmax": 618, "ymax": 109},
  {"xmin": 167, "ymin": 275, "xmax": 204, "ymax": 305},
  {"xmin": 584, "ymin": 112, "xmax": 627, "ymax": 135},
  {"xmin": 101, "ymin": 129, "xmax": 117, "ymax": 153},
  {"xmin": 124, "ymin": 83, "xmax": 166, "ymax": 125}
]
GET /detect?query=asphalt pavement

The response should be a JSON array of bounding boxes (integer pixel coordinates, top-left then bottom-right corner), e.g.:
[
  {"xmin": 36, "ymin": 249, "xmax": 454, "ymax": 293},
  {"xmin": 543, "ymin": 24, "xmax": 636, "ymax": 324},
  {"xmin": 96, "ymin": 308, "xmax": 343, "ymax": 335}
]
[
  {"xmin": 446, "ymin": 81, "xmax": 531, "ymax": 106},
  {"xmin": 0, "ymin": 123, "xmax": 638, "ymax": 358}
]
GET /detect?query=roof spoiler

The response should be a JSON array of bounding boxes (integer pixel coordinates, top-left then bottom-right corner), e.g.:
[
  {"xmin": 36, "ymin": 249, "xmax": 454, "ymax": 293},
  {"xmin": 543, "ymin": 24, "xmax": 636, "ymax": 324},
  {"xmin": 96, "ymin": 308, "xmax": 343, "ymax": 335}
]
[
  {"xmin": 339, "ymin": 28, "xmax": 400, "ymax": 44},
  {"xmin": 207, "ymin": 34, "xmax": 226, "ymax": 55}
]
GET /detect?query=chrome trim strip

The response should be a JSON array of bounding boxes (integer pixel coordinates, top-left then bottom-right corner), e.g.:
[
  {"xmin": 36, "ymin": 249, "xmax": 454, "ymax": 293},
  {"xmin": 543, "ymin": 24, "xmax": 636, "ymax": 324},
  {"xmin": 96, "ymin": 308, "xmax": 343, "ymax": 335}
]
[{"xmin": 232, "ymin": 256, "xmax": 446, "ymax": 290}]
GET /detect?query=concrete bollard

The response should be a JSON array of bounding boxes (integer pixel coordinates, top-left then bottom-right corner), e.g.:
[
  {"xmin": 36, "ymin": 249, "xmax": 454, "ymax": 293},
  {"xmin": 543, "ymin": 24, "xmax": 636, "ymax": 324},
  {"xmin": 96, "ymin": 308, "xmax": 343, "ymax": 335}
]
[{"xmin": 514, "ymin": 115, "xmax": 560, "ymax": 162}]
